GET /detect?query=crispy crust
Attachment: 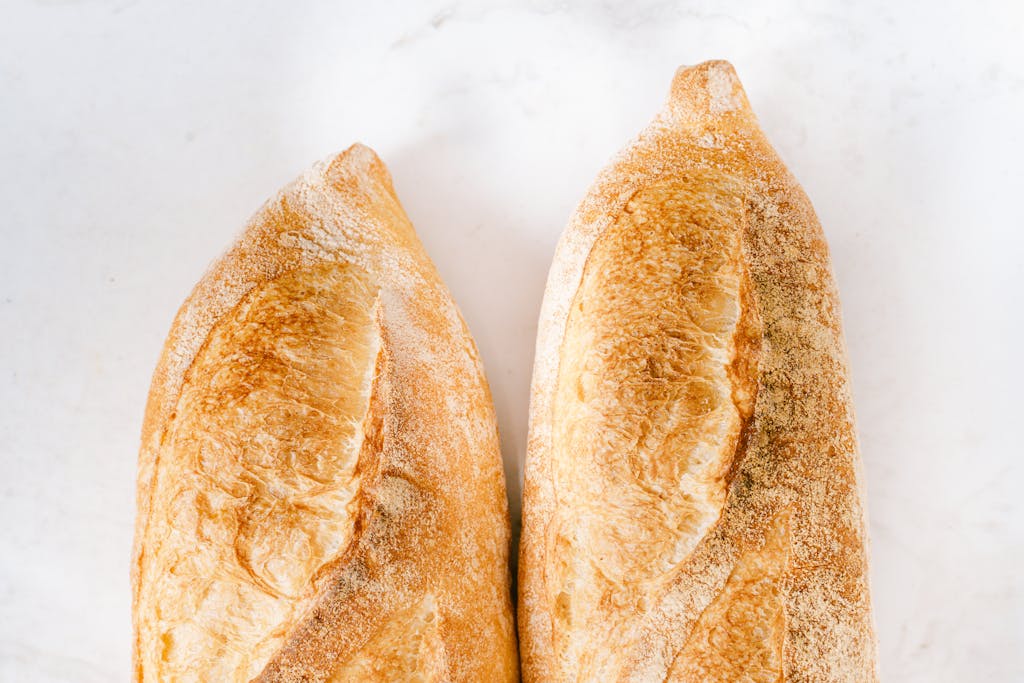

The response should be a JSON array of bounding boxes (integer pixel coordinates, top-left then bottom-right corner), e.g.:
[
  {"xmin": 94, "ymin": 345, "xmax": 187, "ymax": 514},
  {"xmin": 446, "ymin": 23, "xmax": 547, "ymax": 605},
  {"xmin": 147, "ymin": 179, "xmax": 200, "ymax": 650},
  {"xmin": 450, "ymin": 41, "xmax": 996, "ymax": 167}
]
[
  {"xmin": 519, "ymin": 62, "xmax": 877, "ymax": 682},
  {"xmin": 131, "ymin": 145, "xmax": 518, "ymax": 682}
]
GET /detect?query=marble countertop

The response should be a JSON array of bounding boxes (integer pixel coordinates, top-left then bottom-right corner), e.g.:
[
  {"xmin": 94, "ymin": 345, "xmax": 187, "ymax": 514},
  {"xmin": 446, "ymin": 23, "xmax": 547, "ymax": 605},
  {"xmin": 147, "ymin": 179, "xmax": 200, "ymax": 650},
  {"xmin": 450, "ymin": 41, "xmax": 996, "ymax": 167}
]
[{"xmin": 2, "ymin": 1, "xmax": 1021, "ymax": 680}]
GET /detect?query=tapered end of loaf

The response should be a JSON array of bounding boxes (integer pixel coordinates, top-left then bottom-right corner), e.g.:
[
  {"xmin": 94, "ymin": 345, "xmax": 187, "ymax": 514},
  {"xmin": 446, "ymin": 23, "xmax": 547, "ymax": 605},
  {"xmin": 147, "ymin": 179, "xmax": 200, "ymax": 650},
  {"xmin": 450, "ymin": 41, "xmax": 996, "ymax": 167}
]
[
  {"xmin": 663, "ymin": 60, "xmax": 757, "ymax": 130},
  {"xmin": 323, "ymin": 142, "xmax": 398, "ymax": 199}
]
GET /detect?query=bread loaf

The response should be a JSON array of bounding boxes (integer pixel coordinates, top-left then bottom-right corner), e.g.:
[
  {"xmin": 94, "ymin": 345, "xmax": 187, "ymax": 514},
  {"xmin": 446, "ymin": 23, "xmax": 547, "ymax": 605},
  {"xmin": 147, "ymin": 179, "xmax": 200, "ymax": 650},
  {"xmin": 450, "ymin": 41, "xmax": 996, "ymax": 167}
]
[
  {"xmin": 131, "ymin": 145, "xmax": 518, "ymax": 682},
  {"xmin": 518, "ymin": 61, "xmax": 877, "ymax": 682}
]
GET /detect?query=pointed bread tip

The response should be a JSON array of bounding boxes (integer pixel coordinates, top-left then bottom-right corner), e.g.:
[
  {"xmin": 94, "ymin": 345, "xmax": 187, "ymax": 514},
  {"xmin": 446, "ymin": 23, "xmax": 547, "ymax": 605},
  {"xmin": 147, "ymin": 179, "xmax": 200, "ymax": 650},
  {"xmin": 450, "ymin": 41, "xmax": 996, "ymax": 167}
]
[
  {"xmin": 666, "ymin": 60, "xmax": 755, "ymax": 126},
  {"xmin": 331, "ymin": 142, "xmax": 383, "ymax": 175},
  {"xmin": 323, "ymin": 142, "xmax": 397, "ymax": 198}
]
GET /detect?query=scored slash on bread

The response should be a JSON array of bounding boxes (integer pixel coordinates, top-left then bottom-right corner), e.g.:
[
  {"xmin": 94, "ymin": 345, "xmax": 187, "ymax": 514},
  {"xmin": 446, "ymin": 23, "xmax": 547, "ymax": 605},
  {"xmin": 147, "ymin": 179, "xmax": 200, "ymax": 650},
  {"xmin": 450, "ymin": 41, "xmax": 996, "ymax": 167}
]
[
  {"xmin": 132, "ymin": 145, "xmax": 518, "ymax": 682},
  {"xmin": 518, "ymin": 61, "xmax": 878, "ymax": 682}
]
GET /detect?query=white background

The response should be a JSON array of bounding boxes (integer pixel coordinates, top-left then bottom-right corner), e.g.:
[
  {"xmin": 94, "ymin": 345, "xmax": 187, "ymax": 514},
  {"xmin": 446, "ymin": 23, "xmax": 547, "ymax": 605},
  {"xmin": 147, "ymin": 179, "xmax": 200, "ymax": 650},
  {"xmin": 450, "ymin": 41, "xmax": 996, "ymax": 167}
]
[{"xmin": 2, "ymin": 1, "xmax": 1022, "ymax": 680}]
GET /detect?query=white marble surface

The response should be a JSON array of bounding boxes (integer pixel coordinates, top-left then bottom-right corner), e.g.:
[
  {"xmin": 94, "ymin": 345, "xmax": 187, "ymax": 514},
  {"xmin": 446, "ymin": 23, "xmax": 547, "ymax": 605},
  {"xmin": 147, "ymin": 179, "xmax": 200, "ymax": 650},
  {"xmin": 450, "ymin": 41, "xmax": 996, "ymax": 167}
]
[{"xmin": 2, "ymin": 1, "xmax": 1022, "ymax": 680}]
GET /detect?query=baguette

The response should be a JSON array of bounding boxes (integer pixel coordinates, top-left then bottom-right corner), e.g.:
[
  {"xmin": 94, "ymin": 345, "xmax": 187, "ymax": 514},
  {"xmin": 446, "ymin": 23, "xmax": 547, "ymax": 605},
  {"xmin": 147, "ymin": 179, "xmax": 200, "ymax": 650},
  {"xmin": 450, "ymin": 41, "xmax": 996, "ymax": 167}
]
[
  {"xmin": 519, "ymin": 61, "xmax": 877, "ymax": 682},
  {"xmin": 131, "ymin": 145, "xmax": 518, "ymax": 682}
]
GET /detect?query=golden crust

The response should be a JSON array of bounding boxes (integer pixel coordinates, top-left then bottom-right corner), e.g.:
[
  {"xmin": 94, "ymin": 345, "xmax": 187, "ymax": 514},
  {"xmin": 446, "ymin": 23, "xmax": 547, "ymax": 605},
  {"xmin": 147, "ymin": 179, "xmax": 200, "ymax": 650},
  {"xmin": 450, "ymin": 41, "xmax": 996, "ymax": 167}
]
[
  {"xmin": 132, "ymin": 145, "xmax": 518, "ymax": 682},
  {"xmin": 519, "ymin": 61, "xmax": 877, "ymax": 682}
]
